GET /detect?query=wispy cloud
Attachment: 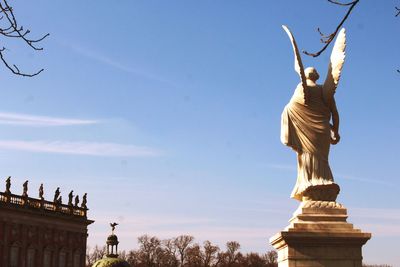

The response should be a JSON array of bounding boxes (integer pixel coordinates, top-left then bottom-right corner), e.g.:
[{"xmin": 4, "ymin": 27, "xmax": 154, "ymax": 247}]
[
  {"xmin": 0, "ymin": 112, "xmax": 98, "ymax": 126},
  {"xmin": 64, "ymin": 42, "xmax": 175, "ymax": 86},
  {"xmin": 0, "ymin": 140, "xmax": 162, "ymax": 157}
]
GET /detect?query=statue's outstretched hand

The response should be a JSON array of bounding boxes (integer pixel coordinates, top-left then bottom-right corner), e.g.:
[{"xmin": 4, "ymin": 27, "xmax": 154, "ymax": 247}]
[{"xmin": 330, "ymin": 130, "xmax": 340, "ymax": 145}]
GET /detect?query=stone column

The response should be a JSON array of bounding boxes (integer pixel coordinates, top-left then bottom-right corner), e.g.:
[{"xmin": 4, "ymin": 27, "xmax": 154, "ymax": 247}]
[{"xmin": 270, "ymin": 201, "xmax": 371, "ymax": 267}]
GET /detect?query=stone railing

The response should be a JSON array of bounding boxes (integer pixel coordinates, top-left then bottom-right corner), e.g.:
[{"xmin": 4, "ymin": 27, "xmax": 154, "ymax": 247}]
[{"xmin": 0, "ymin": 191, "xmax": 87, "ymax": 218}]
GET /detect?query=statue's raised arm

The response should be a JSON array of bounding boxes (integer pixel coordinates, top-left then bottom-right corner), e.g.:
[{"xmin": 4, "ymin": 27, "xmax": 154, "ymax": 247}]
[
  {"xmin": 282, "ymin": 25, "xmax": 308, "ymax": 105},
  {"xmin": 323, "ymin": 28, "xmax": 346, "ymax": 107}
]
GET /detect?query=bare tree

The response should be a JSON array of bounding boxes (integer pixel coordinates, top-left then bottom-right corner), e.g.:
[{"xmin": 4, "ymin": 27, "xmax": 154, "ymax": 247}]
[
  {"xmin": 125, "ymin": 250, "xmax": 141, "ymax": 267},
  {"xmin": 202, "ymin": 240, "xmax": 220, "ymax": 267},
  {"xmin": 85, "ymin": 245, "xmax": 106, "ymax": 267},
  {"xmin": 0, "ymin": 0, "xmax": 48, "ymax": 77},
  {"xmin": 225, "ymin": 241, "xmax": 241, "ymax": 266},
  {"xmin": 118, "ymin": 250, "xmax": 130, "ymax": 262},
  {"xmin": 186, "ymin": 243, "xmax": 203, "ymax": 267},
  {"xmin": 242, "ymin": 253, "xmax": 266, "ymax": 267},
  {"xmin": 86, "ymin": 234, "xmax": 394, "ymax": 267},
  {"xmin": 163, "ymin": 238, "xmax": 180, "ymax": 267},
  {"xmin": 302, "ymin": 0, "xmax": 359, "ymax": 58},
  {"xmin": 137, "ymin": 235, "xmax": 163, "ymax": 267},
  {"xmin": 264, "ymin": 250, "xmax": 278, "ymax": 267},
  {"xmin": 174, "ymin": 235, "xmax": 194, "ymax": 267}
]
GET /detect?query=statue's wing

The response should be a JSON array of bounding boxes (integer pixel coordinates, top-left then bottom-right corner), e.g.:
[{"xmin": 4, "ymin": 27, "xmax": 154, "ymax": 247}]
[
  {"xmin": 323, "ymin": 28, "xmax": 346, "ymax": 105},
  {"xmin": 282, "ymin": 25, "xmax": 308, "ymax": 104}
]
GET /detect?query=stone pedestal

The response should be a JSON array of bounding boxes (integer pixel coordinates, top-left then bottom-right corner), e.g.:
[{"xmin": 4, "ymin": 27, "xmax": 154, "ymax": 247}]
[{"xmin": 270, "ymin": 201, "xmax": 371, "ymax": 267}]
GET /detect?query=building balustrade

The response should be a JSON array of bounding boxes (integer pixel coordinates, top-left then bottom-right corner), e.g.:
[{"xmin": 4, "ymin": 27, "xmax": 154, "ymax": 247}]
[{"xmin": 0, "ymin": 177, "xmax": 88, "ymax": 218}]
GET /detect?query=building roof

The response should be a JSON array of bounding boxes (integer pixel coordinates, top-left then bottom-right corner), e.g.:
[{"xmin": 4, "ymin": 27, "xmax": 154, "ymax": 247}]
[{"xmin": 92, "ymin": 257, "xmax": 130, "ymax": 267}]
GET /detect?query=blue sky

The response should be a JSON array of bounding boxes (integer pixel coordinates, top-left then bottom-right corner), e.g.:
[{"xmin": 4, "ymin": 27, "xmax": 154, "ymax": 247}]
[{"xmin": 0, "ymin": 0, "xmax": 399, "ymax": 265}]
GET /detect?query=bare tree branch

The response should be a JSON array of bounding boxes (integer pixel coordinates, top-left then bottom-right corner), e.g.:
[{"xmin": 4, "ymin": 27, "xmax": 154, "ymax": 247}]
[
  {"xmin": 327, "ymin": 0, "xmax": 356, "ymax": 6},
  {"xmin": 0, "ymin": 48, "xmax": 43, "ymax": 77},
  {"xmin": 0, "ymin": 0, "xmax": 48, "ymax": 77},
  {"xmin": 396, "ymin": 5, "xmax": 400, "ymax": 72},
  {"xmin": 303, "ymin": 0, "xmax": 359, "ymax": 57}
]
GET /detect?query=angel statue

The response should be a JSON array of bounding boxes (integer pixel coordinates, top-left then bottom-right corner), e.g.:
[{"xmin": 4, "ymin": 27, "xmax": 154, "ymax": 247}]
[{"xmin": 281, "ymin": 25, "xmax": 346, "ymax": 202}]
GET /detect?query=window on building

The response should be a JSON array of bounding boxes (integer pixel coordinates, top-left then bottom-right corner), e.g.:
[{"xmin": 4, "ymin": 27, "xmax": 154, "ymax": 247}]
[
  {"xmin": 73, "ymin": 252, "xmax": 80, "ymax": 267},
  {"xmin": 27, "ymin": 248, "xmax": 36, "ymax": 267},
  {"xmin": 43, "ymin": 249, "xmax": 52, "ymax": 267},
  {"xmin": 59, "ymin": 250, "xmax": 67, "ymax": 267},
  {"xmin": 9, "ymin": 244, "xmax": 20, "ymax": 267}
]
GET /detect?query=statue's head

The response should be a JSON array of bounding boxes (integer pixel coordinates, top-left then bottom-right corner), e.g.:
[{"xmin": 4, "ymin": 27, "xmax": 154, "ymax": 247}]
[{"xmin": 305, "ymin": 67, "xmax": 319, "ymax": 82}]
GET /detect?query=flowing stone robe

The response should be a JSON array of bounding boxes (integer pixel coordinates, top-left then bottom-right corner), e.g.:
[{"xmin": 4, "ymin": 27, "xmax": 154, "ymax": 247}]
[{"xmin": 281, "ymin": 81, "xmax": 334, "ymax": 201}]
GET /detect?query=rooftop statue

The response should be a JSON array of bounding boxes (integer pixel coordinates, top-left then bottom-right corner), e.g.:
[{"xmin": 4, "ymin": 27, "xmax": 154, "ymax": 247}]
[
  {"xmin": 110, "ymin": 222, "xmax": 118, "ymax": 234},
  {"xmin": 39, "ymin": 183, "xmax": 44, "ymax": 200},
  {"xmin": 74, "ymin": 195, "xmax": 80, "ymax": 207},
  {"xmin": 281, "ymin": 25, "xmax": 346, "ymax": 202},
  {"xmin": 81, "ymin": 193, "xmax": 87, "ymax": 209},
  {"xmin": 5, "ymin": 176, "xmax": 11, "ymax": 194},
  {"xmin": 54, "ymin": 187, "xmax": 60, "ymax": 203},
  {"xmin": 22, "ymin": 180, "xmax": 28, "ymax": 197},
  {"xmin": 68, "ymin": 190, "xmax": 74, "ymax": 206}
]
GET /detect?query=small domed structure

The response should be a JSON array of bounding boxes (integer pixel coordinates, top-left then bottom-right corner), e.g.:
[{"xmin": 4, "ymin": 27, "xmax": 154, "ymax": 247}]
[
  {"xmin": 92, "ymin": 223, "xmax": 131, "ymax": 267},
  {"xmin": 106, "ymin": 234, "xmax": 119, "ymax": 257}
]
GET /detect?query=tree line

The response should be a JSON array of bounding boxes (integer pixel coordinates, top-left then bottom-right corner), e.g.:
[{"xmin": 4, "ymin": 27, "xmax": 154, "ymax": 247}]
[
  {"xmin": 85, "ymin": 234, "xmax": 394, "ymax": 267},
  {"xmin": 86, "ymin": 234, "xmax": 278, "ymax": 267}
]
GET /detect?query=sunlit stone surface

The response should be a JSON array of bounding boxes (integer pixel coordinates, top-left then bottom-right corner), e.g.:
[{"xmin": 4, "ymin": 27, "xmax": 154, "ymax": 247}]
[{"xmin": 270, "ymin": 26, "xmax": 371, "ymax": 267}]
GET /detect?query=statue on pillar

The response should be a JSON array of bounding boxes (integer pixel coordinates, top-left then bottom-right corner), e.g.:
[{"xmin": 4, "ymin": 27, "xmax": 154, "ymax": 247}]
[
  {"xmin": 68, "ymin": 190, "xmax": 74, "ymax": 206},
  {"xmin": 81, "ymin": 193, "xmax": 87, "ymax": 209},
  {"xmin": 39, "ymin": 183, "xmax": 44, "ymax": 200},
  {"xmin": 54, "ymin": 187, "xmax": 60, "ymax": 203},
  {"xmin": 281, "ymin": 25, "xmax": 346, "ymax": 202},
  {"xmin": 270, "ymin": 26, "xmax": 371, "ymax": 267},
  {"xmin": 74, "ymin": 195, "xmax": 79, "ymax": 207},
  {"xmin": 5, "ymin": 176, "xmax": 11, "ymax": 194},
  {"xmin": 22, "ymin": 180, "xmax": 28, "ymax": 197}
]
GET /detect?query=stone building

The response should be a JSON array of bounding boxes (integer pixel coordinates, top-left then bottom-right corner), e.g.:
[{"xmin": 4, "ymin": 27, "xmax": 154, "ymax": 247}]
[{"xmin": 0, "ymin": 177, "xmax": 93, "ymax": 267}]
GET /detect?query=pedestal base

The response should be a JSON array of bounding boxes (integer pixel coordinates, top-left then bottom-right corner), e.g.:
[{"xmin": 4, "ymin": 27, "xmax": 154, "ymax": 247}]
[{"xmin": 270, "ymin": 201, "xmax": 371, "ymax": 267}]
